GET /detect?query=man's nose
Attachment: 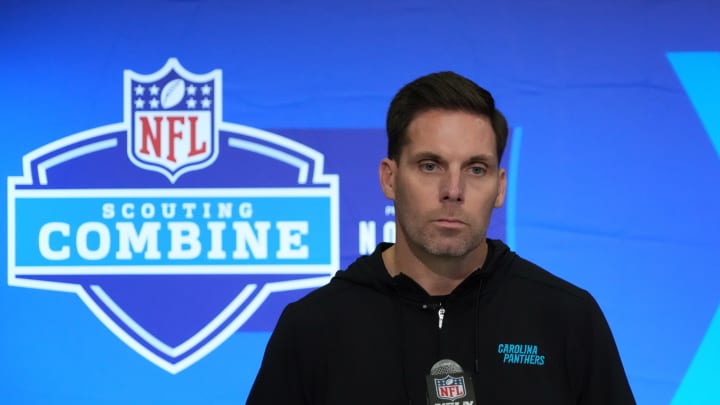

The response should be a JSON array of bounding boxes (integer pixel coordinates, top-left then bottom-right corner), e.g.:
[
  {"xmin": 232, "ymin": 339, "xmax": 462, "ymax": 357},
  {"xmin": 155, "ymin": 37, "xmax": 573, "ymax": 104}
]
[{"xmin": 440, "ymin": 169, "xmax": 464, "ymax": 202}]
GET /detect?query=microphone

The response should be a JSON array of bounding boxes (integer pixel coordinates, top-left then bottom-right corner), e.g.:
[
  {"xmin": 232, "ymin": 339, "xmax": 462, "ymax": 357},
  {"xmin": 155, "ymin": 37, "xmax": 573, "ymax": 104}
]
[{"xmin": 425, "ymin": 359, "xmax": 477, "ymax": 405}]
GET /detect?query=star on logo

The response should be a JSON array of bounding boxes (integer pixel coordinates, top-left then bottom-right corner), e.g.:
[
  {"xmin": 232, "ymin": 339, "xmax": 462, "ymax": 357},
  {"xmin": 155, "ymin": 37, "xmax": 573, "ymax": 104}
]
[
  {"xmin": 187, "ymin": 84, "xmax": 197, "ymax": 96},
  {"xmin": 186, "ymin": 98, "xmax": 197, "ymax": 109},
  {"xmin": 149, "ymin": 98, "xmax": 159, "ymax": 109},
  {"xmin": 134, "ymin": 97, "xmax": 145, "ymax": 109},
  {"xmin": 201, "ymin": 84, "xmax": 212, "ymax": 95},
  {"xmin": 201, "ymin": 97, "xmax": 212, "ymax": 108},
  {"xmin": 134, "ymin": 84, "xmax": 145, "ymax": 96},
  {"xmin": 149, "ymin": 84, "xmax": 159, "ymax": 96}
]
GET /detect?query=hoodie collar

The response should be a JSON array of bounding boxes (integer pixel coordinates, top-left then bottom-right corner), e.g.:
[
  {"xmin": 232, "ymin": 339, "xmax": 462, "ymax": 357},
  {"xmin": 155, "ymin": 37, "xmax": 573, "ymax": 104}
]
[{"xmin": 333, "ymin": 239, "xmax": 515, "ymax": 300}]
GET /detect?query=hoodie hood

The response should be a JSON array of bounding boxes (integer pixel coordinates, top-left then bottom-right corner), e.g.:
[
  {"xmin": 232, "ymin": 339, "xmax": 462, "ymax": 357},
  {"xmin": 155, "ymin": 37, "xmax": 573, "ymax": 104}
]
[{"xmin": 332, "ymin": 238, "xmax": 516, "ymax": 300}]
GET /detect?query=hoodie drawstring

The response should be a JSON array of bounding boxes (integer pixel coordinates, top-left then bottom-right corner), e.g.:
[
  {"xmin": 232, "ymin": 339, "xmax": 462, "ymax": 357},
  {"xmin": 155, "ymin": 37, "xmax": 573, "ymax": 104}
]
[
  {"xmin": 474, "ymin": 278, "xmax": 485, "ymax": 374},
  {"xmin": 389, "ymin": 280, "xmax": 413, "ymax": 404}
]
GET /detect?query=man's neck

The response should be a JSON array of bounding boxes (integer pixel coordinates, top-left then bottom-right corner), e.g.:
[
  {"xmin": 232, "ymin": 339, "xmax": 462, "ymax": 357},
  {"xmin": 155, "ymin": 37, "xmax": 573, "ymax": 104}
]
[{"xmin": 382, "ymin": 240, "xmax": 488, "ymax": 296}]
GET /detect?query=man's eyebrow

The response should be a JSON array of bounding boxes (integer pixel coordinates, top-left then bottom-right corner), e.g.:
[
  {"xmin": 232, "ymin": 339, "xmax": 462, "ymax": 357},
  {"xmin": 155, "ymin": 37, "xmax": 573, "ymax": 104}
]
[
  {"xmin": 408, "ymin": 152, "xmax": 498, "ymax": 165},
  {"xmin": 411, "ymin": 151, "xmax": 444, "ymax": 161},
  {"xmin": 467, "ymin": 154, "xmax": 495, "ymax": 163}
]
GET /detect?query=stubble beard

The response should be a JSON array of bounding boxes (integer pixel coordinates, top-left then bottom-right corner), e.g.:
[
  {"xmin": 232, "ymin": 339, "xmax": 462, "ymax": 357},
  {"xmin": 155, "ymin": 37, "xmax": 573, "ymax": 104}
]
[{"xmin": 396, "ymin": 212, "xmax": 486, "ymax": 258}]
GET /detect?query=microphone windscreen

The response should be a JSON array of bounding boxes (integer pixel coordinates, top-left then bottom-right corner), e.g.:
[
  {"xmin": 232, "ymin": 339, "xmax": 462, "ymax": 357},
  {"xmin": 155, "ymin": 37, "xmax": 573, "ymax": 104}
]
[{"xmin": 429, "ymin": 359, "xmax": 463, "ymax": 376}]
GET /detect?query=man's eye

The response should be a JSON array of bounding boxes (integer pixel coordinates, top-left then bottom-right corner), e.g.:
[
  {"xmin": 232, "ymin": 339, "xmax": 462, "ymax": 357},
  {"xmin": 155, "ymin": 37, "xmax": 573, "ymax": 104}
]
[
  {"xmin": 420, "ymin": 162, "xmax": 437, "ymax": 172},
  {"xmin": 470, "ymin": 166, "xmax": 486, "ymax": 175}
]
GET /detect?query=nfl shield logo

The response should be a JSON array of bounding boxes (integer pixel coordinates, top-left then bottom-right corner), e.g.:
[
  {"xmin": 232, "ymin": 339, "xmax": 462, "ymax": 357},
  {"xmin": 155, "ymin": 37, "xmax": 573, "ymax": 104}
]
[
  {"xmin": 125, "ymin": 58, "xmax": 220, "ymax": 183},
  {"xmin": 435, "ymin": 375, "xmax": 467, "ymax": 400}
]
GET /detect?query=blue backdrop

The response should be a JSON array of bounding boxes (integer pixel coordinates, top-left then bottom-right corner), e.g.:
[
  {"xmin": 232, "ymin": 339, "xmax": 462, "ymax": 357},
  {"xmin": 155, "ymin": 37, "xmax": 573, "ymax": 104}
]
[{"xmin": 2, "ymin": 1, "xmax": 719, "ymax": 404}]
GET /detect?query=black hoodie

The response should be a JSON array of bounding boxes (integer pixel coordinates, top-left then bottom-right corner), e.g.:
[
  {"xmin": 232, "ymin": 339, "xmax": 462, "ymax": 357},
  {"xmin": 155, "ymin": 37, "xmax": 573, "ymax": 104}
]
[{"xmin": 247, "ymin": 239, "xmax": 635, "ymax": 404}]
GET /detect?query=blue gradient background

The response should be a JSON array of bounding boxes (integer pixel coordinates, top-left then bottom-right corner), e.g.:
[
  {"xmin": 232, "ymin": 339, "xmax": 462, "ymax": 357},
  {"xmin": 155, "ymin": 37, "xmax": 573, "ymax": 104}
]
[{"xmin": 1, "ymin": 1, "xmax": 719, "ymax": 404}]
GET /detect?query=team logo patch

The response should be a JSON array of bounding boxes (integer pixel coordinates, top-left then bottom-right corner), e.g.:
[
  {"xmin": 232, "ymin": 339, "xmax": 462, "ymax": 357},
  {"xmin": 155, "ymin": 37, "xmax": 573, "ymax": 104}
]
[
  {"xmin": 435, "ymin": 375, "xmax": 467, "ymax": 400},
  {"xmin": 7, "ymin": 58, "xmax": 339, "ymax": 373}
]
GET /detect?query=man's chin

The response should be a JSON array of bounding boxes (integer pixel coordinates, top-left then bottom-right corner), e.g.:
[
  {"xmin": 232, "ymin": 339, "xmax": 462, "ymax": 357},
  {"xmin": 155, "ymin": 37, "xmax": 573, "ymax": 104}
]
[
  {"xmin": 418, "ymin": 235, "xmax": 487, "ymax": 258},
  {"xmin": 422, "ymin": 243, "xmax": 474, "ymax": 258}
]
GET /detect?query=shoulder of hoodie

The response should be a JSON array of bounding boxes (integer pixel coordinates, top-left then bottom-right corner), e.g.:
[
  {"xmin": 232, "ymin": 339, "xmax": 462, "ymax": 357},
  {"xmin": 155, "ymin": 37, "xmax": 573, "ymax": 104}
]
[
  {"xmin": 273, "ymin": 273, "xmax": 375, "ymax": 330},
  {"xmin": 507, "ymin": 253, "xmax": 600, "ymax": 308},
  {"xmin": 284, "ymin": 270, "xmax": 369, "ymax": 309},
  {"xmin": 277, "ymin": 253, "xmax": 387, "ymax": 321}
]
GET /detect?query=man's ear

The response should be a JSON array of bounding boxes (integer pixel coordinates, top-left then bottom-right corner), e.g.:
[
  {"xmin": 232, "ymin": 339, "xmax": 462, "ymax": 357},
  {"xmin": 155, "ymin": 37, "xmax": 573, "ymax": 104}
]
[
  {"xmin": 379, "ymin": 158, "xmax": 397, "ymax": 200},
  {"xmin": 495, "ymin": 168, "xmax": 507, "ymax": 208}
]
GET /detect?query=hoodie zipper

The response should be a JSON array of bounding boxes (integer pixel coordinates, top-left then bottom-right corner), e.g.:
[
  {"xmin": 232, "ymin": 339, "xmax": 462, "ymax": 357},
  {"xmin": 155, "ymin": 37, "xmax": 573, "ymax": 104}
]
[{"xmin": 436, "ymin": 303, "xmax": 447, "ymax": 357}]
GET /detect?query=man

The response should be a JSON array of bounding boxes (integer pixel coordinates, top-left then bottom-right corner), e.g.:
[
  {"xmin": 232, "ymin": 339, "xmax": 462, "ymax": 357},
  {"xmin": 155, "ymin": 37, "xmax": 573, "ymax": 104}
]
[{"xmin": 247, "ymin": 72, "xmax": 635, "ymax": 404}]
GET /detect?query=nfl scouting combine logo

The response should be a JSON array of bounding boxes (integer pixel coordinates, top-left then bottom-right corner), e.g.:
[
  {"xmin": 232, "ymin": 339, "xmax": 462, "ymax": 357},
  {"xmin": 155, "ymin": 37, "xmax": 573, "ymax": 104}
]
[{"xmin": 6, "ymin": 58, "xmax": 339, "ymax": 373}]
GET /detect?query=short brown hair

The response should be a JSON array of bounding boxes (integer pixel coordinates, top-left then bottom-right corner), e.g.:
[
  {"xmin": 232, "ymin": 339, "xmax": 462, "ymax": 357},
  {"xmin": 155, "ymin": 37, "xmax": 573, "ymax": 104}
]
[{"xmin": 386, "ymin": 71, "xmax": 508, "ymax": 162}]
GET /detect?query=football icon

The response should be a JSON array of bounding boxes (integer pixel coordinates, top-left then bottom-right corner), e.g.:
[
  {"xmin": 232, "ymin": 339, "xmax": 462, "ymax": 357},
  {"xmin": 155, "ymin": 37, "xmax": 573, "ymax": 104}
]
[{"xmin": 161, "ymin": 78, "xmax": 186, "ymax": 109}]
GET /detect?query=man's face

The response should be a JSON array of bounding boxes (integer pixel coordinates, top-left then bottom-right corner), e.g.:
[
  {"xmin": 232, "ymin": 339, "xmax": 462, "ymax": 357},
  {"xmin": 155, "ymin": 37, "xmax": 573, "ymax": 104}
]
[{"xmin": 380, "ymin": 109, "xmax": 506, "ymax": 258}]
